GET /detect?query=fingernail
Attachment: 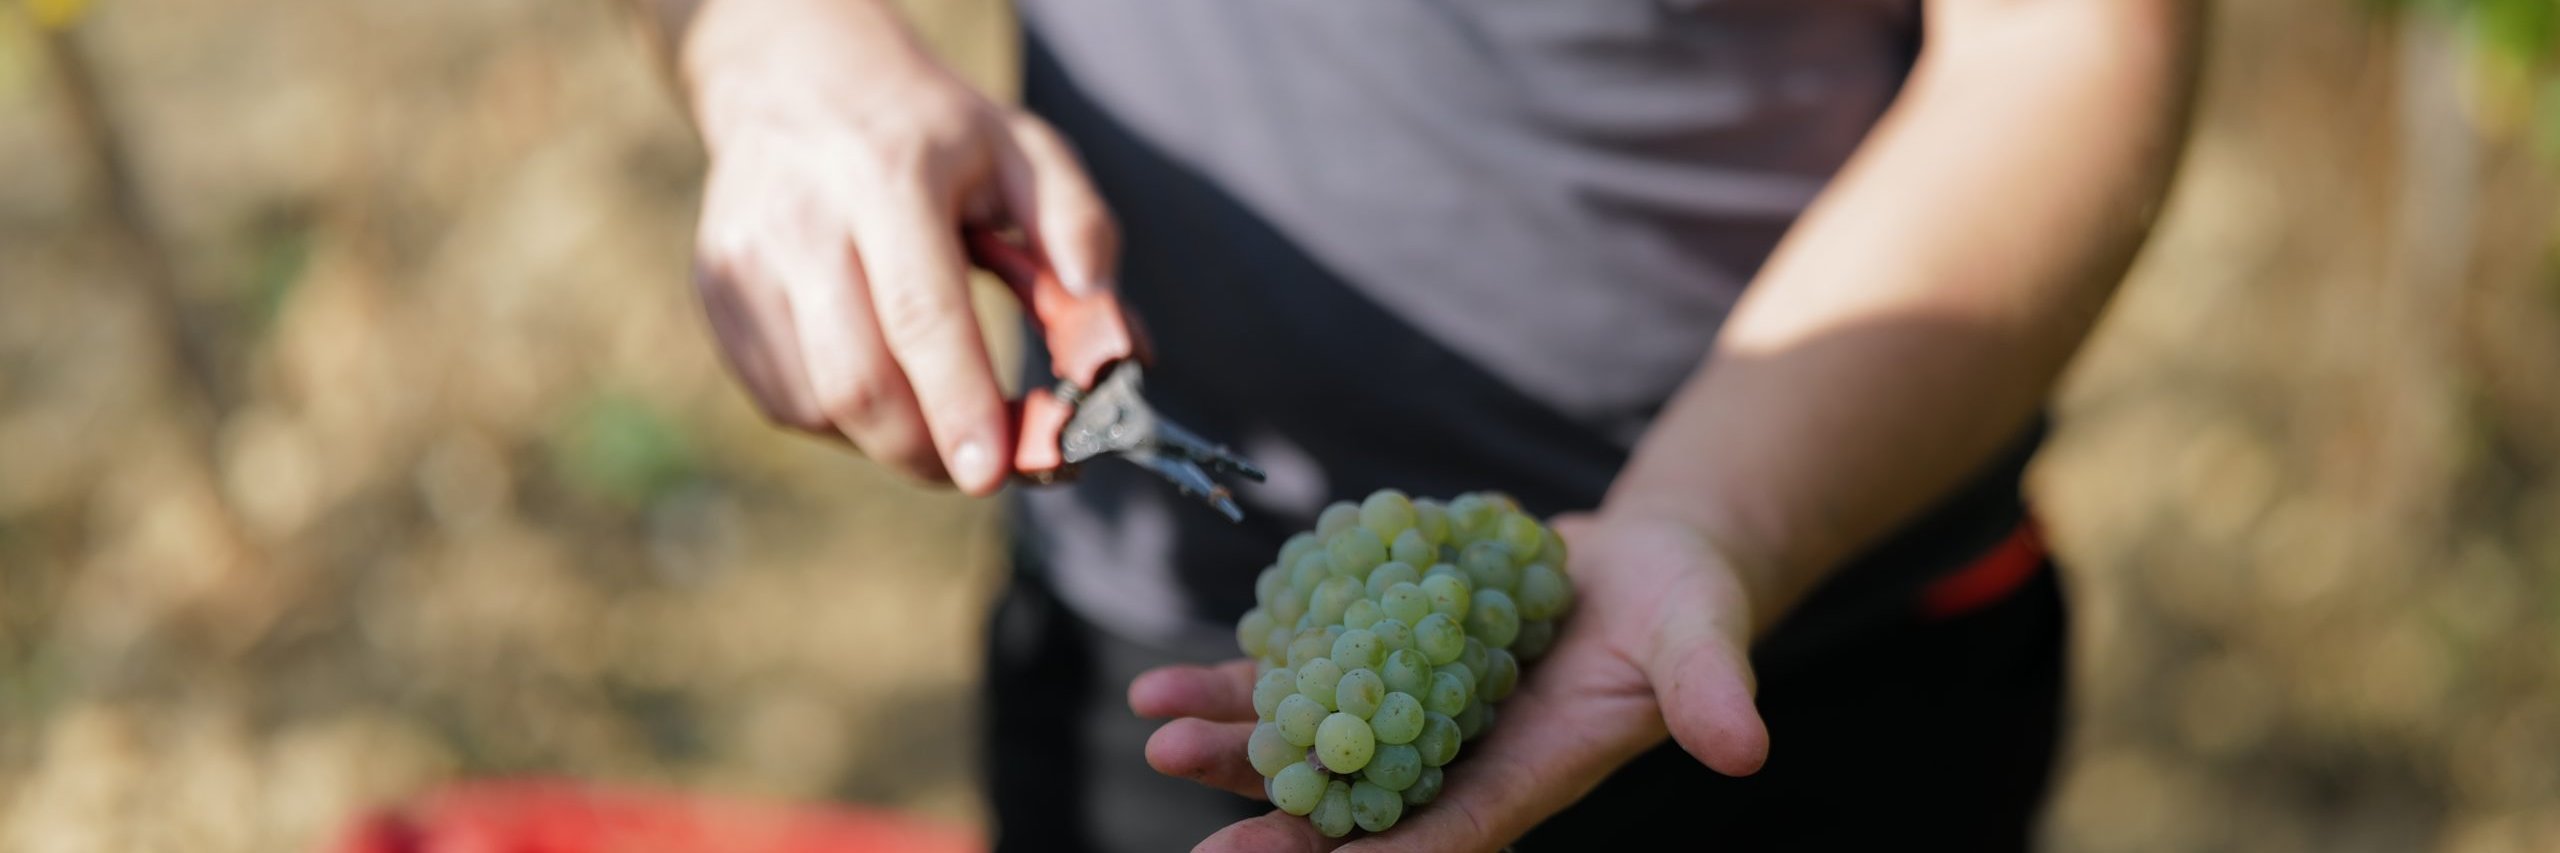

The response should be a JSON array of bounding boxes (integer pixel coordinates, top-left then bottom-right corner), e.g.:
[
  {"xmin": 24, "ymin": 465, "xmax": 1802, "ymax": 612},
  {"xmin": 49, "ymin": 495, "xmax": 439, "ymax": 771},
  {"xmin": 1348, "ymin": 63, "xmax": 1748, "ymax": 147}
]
[{"xmin": 953, "ymin": 440, "xmax": 995, "ymax": 489}]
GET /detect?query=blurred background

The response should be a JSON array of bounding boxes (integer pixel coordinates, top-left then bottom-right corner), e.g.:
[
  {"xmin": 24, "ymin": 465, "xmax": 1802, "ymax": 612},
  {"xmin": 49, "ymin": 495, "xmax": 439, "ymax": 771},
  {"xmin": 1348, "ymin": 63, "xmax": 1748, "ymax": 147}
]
[{"xmin": 0, "ymin": 0, "xmax": 2555, "ymax": 851}]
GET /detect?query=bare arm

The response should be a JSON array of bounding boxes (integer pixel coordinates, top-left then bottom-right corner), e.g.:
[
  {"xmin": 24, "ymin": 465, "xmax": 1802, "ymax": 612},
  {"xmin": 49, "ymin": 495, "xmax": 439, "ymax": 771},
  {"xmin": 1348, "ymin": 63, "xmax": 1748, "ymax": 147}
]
[{"xmin": 1606, "ymin": 0, "xmax": 2206, "ymax": 626}]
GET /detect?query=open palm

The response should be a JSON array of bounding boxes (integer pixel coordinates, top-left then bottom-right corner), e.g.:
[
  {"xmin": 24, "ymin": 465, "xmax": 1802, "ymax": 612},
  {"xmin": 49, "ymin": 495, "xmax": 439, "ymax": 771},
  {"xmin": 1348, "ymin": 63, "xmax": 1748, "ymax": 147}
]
[{"xmin": 1129, "ymin": 513, "xmax": 1772, "ymax": 852}]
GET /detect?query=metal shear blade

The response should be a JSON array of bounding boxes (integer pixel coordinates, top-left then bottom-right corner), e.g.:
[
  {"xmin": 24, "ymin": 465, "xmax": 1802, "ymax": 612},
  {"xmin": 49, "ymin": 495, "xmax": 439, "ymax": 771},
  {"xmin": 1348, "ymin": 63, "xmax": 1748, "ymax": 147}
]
[{"xmin": 1059, "ymin": 364, "xmax": 1265, "ymax": 522}]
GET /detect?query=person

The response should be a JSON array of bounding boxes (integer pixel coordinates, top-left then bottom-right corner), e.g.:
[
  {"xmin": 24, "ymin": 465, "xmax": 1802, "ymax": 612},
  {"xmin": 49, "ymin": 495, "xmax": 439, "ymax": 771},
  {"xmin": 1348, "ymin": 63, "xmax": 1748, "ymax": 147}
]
[{"xmin": 618, "ymin": 1, "xmax": 2200, "ymax": 850}]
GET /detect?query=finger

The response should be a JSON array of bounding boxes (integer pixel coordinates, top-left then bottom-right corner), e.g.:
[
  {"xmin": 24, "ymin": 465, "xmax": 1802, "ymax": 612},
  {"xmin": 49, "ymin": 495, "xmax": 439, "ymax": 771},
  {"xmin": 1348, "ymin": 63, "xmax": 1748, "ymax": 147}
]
[
  {"xmin": 1650, "ymin": 599, "xmax": 1769, "ymax": 776},
  {"xmin": 997, "ymin": 113, "xmax": 1119, "ymax": 295},
  {"xmin": 778, "ymin": 237, "xmax": 942, "ymax": 480},
  {"xmin": 1144, "ymin": 718, "xmax": 1265, "ymax": 799},
  {"xmin": 694, "ymin": 165, "xmax": 842, "ymax": 438},
  {"xmin": 1196, "ymin": 810, "xmax": 1340, "ymax": 853},
  {"xmin": 852, "ymin": 184, "xmax": 1011, "ymax": 495},
  {"xmin": 1554, "ymin": 514, "xmax": 1769, "ymax": 775},
  {"xmin": 1130, "ymin": 660, "xmax": 1261, "ymax": 721},
  {"xmin": 690, "ymin": 254, "xmax": 834, "ymax": 436}
]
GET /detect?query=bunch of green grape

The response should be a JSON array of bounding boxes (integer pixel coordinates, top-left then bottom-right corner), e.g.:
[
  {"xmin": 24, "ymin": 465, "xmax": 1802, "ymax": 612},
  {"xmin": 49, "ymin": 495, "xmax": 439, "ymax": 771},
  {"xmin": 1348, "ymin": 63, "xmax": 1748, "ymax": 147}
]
[{"xmin": 1234, "ymin": 488, "xmax": 1575, "ymax": 838}]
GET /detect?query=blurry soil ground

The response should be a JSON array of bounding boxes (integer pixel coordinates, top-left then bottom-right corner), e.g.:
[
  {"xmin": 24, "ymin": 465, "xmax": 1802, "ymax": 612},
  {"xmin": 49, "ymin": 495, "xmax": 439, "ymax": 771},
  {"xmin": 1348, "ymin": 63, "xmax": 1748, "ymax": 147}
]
[{"xmin": 0, "ymin": 1, "xmax": 2554, "ymax": 852}]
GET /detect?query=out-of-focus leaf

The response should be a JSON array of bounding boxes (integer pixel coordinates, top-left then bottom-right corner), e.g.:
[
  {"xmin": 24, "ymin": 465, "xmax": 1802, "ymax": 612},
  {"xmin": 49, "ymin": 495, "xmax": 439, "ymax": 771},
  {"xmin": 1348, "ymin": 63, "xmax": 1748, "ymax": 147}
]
[
  {"xmin": 2473, "ymin": 0, "xmax": 2558, "ymax": 64},
  {"xmin": 553, "ymin": 394, "xmax": 697, "ymax": 510},
  {"xmin": 243, "ymin": 221, "xmax": 310, "ymax": 332}
]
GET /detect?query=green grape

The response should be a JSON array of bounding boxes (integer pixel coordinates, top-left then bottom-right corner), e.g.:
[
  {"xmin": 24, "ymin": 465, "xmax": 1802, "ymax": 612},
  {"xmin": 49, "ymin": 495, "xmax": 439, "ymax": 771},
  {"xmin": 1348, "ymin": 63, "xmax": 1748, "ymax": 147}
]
[
  {"xmin": 1245, "ymin": 488, "xmax": 1576, "ymax": 834},
  {"xmin": 1277, "ymin": 532, "xmax": 1322, "ymax": 577},
  {"xmin": 1414, "ymin": 713, "xmax": 1461, "ymax": 767},
  {"xmin": 1413, "ymin": 613, "xmax": 1466, "ymax": 665},
  {"xmin": 1462, "ymin": 541, "xmax": 1519, "ymax": 592},
  {"xmin": 1350, "ymin": 780, "xmax": 1405, "ymax": 832},
  {"xmin": 1425, "ymin": 669, "xmax": 1470, "ymax": 717},
  {"xmin": 1446, "ymin": 493, "xmax": 1497, "ymax": 542},
  {"xmin": 1254, "ymin": 667, "xmax": 1296, "ymax": 720},
  {"xmin": 1272, "ymin": 762, "xmax": 1327, "ymax": 816},
  {"xmin": 1311, "ymin": 780, "xmax": 1354, "ymax": 839},
  {"xmin": 1468, "ymin": 589, "xmax": 1521, "ymax": 649},
  {"xmin": 1315, "ymin": 501, "xmax": 1361, "ymax": 540},
  {"xmin": 1422, "ymin": 574, "xmax": 1472, "ymax": 621},
  {"xmin": 1482, "ymin": 648, "xmax": 1519, "ymax": 702},
  {"xmin": 1381, "ymin": 649, "xmax": 1433, "ymax": 696},
  {"xmin": 1437, "ymin": 660, "xmax": 1477, "ymax": 698},
  {"xmin": 1277, "ymin": 694, "xmax": 1326, "ymax": 747},
  {"xmin": 1497, "ymin": 513, "xmax": 1543, "ymax": 563},
  {"xmin": 1249, "ymin": 722, "xmax": 1302, "ymax": 777},
  {"xmin": 1514, "ymin": 618, "xmax": 1556, "ymax": 660},
  {"xmin": 1457, "ymin": 637, "xmax": 1489, "ymax": 681},
  {"xmin": 1358, "ymin": 489, "xmax": 1417, "ymax": 542},
  {"xmin": 1364, "ymin": 561, "xmax": 1420, "ymax": 598},
  {"xmin": 1311, "ymin": 576, "xmax": 1363, "ymax": 626},
  {"xmin": 1370, "ymin": 692, "xmax": 1424, "ymax": 744},
  {"xmin": 1336, "ymin": 668, "xmax": 1386, "ymax": 719},
  {"xmin": 1238, "ymin": 608, "xmax": 1275, "ymax": 658},
  {"xmin": 1286, "ymin": 631, "xmax": 1328, "ymax": 669},
  {"xmin": 1362, "ymin": 743, "xmax": 1422, "ymax": 792},
  {"xmin": 1380, "ymin": 583, "xmax": 1430, "ymax": 625},
  {"xmin": 1517, "ymin": 563, "xmax": 1571, "ymax": 622},
  {"xmin": 1332, "ymin": 629, "xmax": 1382, "ymax": 669},
  {"xmin": 1413, "ymin": 498, "xmax": 1450, "ymax": 546},
  {"xmin": 1368, "ymin": 618, "xmax": 1412, "ymax": 653},
  {"xmin": 1297, "ymin": 658, "xmax": 1344, "ymax": 710},
  {"xmin": 1270, "ymin": 585, "xmax": 1309, "ymax": 625},
  {"xmin": 1389, "ymin": 528, "xmax": 1433, "ymax": 568},
  {"xmin": 1402, "ymin": 765, "xmax": 1444, "ymax": 807},
  {"xmin": 1327, "ymin": 527, "xmax": 1388, "ymax": 576},
  {"xmin": 1341, "ymin": 599, "xmax": 1384, "ymax": 631},
  {"xmin": 1289, "ymin": 551, "xmax": 1331, "ymax": 595},
  {"xmin": 1316, "ymin": 712, "xmax": 1377, "ymax": 774},
  {"xmin": 1455, "ymin": 699, "xmax": 1486, "ymax": 740}
]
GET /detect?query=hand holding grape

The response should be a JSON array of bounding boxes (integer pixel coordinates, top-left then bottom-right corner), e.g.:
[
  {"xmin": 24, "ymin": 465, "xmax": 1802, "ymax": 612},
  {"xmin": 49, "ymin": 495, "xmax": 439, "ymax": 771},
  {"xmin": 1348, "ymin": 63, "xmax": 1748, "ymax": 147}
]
[{"xmin": 1132, "ymin": 499, "xmax": 1771, "ymax": 851}]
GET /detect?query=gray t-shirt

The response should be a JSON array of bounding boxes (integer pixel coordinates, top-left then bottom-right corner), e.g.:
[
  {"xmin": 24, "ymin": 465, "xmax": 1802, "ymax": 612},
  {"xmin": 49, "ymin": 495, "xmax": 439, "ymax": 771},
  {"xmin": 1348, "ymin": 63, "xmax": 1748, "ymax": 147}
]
[{"xmin": 1008, "ymin": 0, "xmax": 1922, "ymax": 652}]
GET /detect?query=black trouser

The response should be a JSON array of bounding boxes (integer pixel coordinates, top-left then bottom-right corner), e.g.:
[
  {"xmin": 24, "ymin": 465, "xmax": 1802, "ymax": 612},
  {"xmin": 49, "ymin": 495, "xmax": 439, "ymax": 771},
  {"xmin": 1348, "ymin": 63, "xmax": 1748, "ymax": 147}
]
[{"xmin": 980, "ymin": 548, "xmax": 2067, "ymax": 853}]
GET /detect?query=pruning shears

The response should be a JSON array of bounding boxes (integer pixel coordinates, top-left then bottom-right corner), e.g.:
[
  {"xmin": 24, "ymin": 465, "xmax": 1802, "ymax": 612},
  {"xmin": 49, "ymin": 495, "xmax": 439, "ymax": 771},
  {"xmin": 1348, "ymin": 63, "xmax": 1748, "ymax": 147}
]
[{"xmin": 964, "ymin": 227, "xmax": 1265, "ymax": 522}]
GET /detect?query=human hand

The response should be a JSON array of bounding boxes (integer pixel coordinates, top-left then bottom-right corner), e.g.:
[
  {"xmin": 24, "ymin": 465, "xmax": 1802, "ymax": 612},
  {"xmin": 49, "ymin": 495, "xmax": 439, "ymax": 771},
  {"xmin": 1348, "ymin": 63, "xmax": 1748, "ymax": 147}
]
[
  {"xmin": 680, "ymin": 0, "xmax": 1116, "ymax": 494},
  {"xmin": 1129, "ymin": 512, "xmax": 1771, "ymax": 851}
]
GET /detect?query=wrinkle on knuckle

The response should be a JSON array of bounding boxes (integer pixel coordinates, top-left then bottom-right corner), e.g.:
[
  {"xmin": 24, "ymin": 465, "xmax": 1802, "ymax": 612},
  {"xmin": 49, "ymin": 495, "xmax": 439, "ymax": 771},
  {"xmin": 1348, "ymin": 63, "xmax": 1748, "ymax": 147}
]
[
  {"xmin": 873, "ymin": 285, "xmax": 961, "ymax": 353},
  {"xmin": 820, "ymin": 382, "xmax": 881, "ymax": 428}
]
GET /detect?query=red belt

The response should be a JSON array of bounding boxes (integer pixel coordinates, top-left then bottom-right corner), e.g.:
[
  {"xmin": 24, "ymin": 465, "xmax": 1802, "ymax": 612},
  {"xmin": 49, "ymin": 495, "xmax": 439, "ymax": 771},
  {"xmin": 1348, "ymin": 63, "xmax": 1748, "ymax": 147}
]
[{"xmin": 1918, "ymin": 515, "xmax": 2049, "ymax": 621}]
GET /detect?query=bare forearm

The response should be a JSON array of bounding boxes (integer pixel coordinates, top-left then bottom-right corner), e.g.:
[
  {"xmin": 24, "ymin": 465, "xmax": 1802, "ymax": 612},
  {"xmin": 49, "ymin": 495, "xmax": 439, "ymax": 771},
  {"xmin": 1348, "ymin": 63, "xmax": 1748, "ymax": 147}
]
[{"xmin": 1605, "ymin": 0, "xmax": 2203, "ymax": 626}]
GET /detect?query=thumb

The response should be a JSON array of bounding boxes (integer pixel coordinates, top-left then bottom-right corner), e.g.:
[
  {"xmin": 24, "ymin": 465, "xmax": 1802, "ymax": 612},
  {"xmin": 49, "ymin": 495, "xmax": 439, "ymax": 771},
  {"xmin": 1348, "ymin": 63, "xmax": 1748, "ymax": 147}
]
[
  {"xmin": 994, "ymin": 112, "xmax": 1120, "ymax": 296},
  {"xmin": 1651, "ymin": 610, "xmax": 1768, "ymax": 777},
  {"xmin": 1577, "ymin": 514, "xmax": 1766, "ymax": 777}
]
